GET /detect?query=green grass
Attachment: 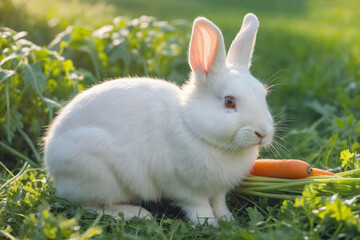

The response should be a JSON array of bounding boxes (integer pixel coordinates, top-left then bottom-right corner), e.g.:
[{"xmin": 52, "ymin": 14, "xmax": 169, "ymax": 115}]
[{"xmin": 1, "ymin": 0, "xmax": 360, "ymax": 239}]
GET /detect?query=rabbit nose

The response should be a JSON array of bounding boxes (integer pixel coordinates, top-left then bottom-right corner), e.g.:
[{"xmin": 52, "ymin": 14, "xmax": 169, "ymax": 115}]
[{"xmin": 255, "ymin": 131, "xmax": 264, "ymax": 139}]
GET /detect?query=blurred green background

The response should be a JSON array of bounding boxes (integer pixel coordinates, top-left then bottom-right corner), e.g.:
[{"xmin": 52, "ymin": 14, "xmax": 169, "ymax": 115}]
[{"xmin": 0, "ymin": 0, "xmax": 360, "ymax": 168}]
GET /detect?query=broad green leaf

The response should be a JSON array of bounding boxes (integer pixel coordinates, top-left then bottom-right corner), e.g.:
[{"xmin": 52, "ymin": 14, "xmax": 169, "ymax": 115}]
[
  {"xmin": 246, "ymin": 207, "xmax": 264, "ymax": 228},
  {"xmin": 79, "ymin": 46, "xmax": 102, "ymax": 80},
  {"xmin": 4, "ymin": 108, "xmax": 23, "ymax": 143},
  {"xmin": 21, "ymin": 63, "xmax": 47, "ymax": 94},
  {"xmin": 108, "ymin": 40, "xmax": 131, "ymax": 65},
  {"xmin": 48, "ymin": 26, "xmax": 73, "ymax": 51}
]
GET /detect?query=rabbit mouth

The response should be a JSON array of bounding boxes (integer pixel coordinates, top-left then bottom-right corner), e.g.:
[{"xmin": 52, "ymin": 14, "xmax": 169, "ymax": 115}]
[
  {"xmin": 232, "ymin": 126, "xmax": 273, "ymax": 149},
  {"xmin": 257, "ymin": 131, "xmax": 273, "ymax": 147},
  {"xmin": 258, "ymin": 138, "xmax": 271, "ymax": 147}
]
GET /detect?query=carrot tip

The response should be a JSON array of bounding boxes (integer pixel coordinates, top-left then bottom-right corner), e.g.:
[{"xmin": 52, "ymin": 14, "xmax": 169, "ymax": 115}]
[{"xmin": 308, "ymin": 167, "xmax": 335, "ymax": 177}]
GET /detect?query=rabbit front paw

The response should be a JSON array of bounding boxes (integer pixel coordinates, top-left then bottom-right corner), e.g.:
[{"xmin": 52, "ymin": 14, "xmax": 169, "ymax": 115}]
[
  {"xmin": 210, "ymin": 192, "xmax": 234, "ymax": 221},
  {"xmin": 182, "ymin": 201, "xmax": 218, "ymax": 227}
]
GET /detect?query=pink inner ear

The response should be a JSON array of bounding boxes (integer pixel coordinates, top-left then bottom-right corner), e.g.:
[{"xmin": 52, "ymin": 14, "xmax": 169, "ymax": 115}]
[{"xmin": 190, "ymin": 22, "xmax": 218, "ymax": 74}]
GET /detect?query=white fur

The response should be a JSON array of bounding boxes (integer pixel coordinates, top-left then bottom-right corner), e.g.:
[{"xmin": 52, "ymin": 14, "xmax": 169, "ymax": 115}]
[{"xmin": 44, "ymin": 13, "xmax": 274, "ymax": 226}]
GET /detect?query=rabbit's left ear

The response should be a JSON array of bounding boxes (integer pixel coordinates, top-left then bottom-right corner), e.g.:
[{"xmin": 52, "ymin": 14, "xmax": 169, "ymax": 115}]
[
  {"xmin": 189, "ymin": 17, "xmax": 226, "ymax": 79},
  {"xmin": 226, "ymin": 13, "xmax": 259, "ymax": 70}
]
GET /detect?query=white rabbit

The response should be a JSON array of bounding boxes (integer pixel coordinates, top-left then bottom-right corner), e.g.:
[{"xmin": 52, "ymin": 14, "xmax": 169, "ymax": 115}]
[{"xmin": 44, "ymin": 13, "xmax": 274, "ymax": 226}]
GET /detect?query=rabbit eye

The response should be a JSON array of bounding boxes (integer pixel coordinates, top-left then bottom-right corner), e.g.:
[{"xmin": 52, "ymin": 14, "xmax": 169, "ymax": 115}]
[{"xmin": 224, "ymin": 96, "xmax": 236, "ymax": 109}]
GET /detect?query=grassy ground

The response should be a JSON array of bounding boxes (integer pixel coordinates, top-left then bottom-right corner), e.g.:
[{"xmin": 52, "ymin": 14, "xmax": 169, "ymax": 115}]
[{"xmin": 1, "ymin": 0, "xmax": 360, "ymax": 239}]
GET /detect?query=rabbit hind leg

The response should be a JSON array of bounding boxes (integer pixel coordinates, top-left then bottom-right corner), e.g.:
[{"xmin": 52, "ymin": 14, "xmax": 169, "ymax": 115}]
[
  {"xmin": 84, "ymin": 204, "xmax": 153, "ymax": 220},
  {"xmin": 46, "ymin": 127, "xmax": 134, "ymax": 210}
]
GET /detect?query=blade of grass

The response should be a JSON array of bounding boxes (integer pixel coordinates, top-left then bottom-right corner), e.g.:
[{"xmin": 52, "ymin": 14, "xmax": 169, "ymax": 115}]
[
  {"xmin": 79, "ymin": 212, "xmax": 103, "ymax": 239},
  {"xmin": 0, "ymin": 161, "xmax": 14, "ymax": 177},
  {"xmin": 0, "ymin": 230, "xmax": 19, "ymax": 240},
  {"xmin": 232, "ymin": 192, "xmax": 269, "ymax": 216},
  {"xmin": 0, "ymin": 163, "xmax": 28, "ymax": 191},
  {"xmin": 324, "ymin": 147, "xmax": 333, "ymax": 167},
  {"xmin": 5, "ymin": 79, "xmax": 11, "ymax": 143},
  {"xmin": 18, "ymin": 128, "xmax": 41, "ymax": 163},
  {"xmin": 0, "ymin": 141, "xmax": 39, "ymax": 167}
]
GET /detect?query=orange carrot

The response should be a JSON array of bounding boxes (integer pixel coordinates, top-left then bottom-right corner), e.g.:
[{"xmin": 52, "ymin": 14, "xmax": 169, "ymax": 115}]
[
  {"xmin": 308, "ymin": 168, "xmax": 334, "ymax": 177},
  {"xmin": 250, "ymin": 159, "xmax": 312, "ymax": 179}
]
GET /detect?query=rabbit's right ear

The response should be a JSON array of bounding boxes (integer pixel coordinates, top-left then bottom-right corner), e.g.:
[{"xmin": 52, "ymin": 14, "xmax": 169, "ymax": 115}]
[
  {"xmin": 226, "ymin": 13, "xmax": 259, "ymax": 70},
  {"xmin": 189, "ymin": 17, "xmax": 226, "ymax": 83}
]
